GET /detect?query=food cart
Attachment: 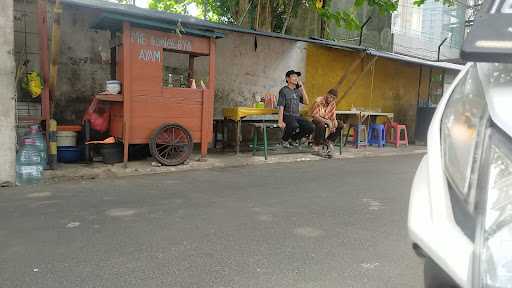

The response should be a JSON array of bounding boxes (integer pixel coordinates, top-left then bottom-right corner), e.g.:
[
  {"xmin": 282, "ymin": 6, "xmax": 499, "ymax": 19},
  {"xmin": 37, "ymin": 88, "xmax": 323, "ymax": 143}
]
[{"xmin": 92, "ymin": 15, "xmax": 221, "ymax": 165}]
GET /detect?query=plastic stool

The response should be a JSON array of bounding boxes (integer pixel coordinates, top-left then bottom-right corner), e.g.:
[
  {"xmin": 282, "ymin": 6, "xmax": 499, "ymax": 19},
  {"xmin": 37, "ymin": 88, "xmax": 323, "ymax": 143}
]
[
  {"xmin": 345, "ymin": 124, "xmax": 368, "ymax": 148},
  {"xmin": 388, "ymin": 123, "xmax": 408, "ymax": 148},
  {"xmin": 251, "ymin": 122, "xmax": 280, "ymax": 160},
  {"xmin": 385, "ymin": 122, "xmax": 396, "ymax": 144},
  {"xmin": 368, "ymin": 124, "xmax": 386, "ymax": 147}
]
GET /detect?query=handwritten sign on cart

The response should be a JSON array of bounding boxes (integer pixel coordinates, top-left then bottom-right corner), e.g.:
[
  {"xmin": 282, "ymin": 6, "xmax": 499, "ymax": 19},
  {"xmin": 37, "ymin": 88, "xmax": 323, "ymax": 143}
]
[{"xmin": 130, "ymin": 28, "xmax": 209, "ymax": 64}]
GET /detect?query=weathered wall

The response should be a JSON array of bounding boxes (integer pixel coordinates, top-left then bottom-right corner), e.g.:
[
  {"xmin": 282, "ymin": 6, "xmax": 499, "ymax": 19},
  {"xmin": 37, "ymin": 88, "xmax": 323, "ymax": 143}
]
[
  {"xmin": 160, "ymin": 31, "xmax": 307, "ymax": 118},
  {"xmin": 305, "ymin": 44, "xmax": 432, "ymax": 141},
  {"xmin": 54, "ymin": 6, "xmax": 111, "ymax": 124},
  {"xmin": 286, "ymin": 6, "xmax": 321, "ymax": 38},
  {"xmin": 13, "ymin": 2, "xmax": 306, "ymax": 121},
  {"xmin": 14, "ymin": 0, "xmax": 40, "ymax": 79},
  {"xmin": 13, "ymin": 0, "xmax": 110, "ymax": 124},
  {"xmin": 329, "ymin": 1, "xmax": 393, "ymax": 51},
  {"xmin": 212, "ymin": 31, "xmax": 307, "ymax": 118},
  {"xmin": 0, "ymin": 0, "xmax": 16, "ymax": 185},
  {"xmin": 391, "ymin": 0, "xmax": 466, "ymax": 61},
  {"xmin": 13, "ymin": 0, "xmax": 44, "ymax": 100}
]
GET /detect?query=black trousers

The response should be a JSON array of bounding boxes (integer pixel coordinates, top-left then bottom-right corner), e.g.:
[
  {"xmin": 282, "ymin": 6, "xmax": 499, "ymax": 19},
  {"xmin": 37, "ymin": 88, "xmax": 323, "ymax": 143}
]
[
  {"xmin": 282, "ymin": 115, "xmax": 314, "ymax": 142},
  {"xmin": 313, "ymin": 120, "xmax": 343, "ymax": 145}
]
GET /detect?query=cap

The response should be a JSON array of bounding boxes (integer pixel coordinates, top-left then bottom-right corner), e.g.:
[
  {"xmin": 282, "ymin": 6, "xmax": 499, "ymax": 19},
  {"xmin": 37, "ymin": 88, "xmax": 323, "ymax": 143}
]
[
  {"xmin": 327, "ymin": 88, "xmax": 338, "ymax": 97},
  {"xmin": 285, "ymin": 70, "xmax": 302, "ymax": 78}
]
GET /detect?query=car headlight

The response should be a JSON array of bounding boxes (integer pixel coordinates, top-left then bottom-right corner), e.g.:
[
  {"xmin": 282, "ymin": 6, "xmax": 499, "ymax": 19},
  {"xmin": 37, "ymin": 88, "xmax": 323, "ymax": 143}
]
[
  {"xmin": 438, "ymin": 63, "xmax": 512, "ymax": 287},
  {"xmin": 441, "ymin": 64, "xmax": 488, "ymax": 197},
  {"xmin": 474, "ymin": 127, "xmax": 512, "ymax": 288}
]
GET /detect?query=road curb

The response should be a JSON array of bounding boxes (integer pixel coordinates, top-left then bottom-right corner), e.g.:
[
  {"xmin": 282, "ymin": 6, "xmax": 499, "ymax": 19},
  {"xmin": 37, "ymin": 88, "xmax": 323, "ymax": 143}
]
[{"xmin": 42, "ymin": 149, "xmax": 426, "ymax": 184}]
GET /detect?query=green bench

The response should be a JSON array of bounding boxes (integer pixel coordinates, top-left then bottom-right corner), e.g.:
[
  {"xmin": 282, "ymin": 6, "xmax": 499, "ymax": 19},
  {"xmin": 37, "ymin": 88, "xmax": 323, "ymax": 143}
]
[
  {"xmin": 250, "ymin": 122, "xmax": 344, "ymax": 160},
  {"xmin": 250, "ymin": 122, "xmax": 281, "ymax": 160}
]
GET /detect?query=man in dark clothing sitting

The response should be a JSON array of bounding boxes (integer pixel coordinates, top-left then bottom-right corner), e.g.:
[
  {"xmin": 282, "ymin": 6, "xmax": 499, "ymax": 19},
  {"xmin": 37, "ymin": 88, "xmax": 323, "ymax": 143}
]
[{"xmin": 277, "ymin": 70, "xmax": 314, "ymax": 147}]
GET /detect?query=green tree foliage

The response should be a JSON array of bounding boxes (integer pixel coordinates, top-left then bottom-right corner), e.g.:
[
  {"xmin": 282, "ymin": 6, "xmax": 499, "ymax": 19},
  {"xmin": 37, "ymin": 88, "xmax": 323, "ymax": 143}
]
[{"xmin": 145, "ymin": 0, "xmax": 400, "ymax": 32}]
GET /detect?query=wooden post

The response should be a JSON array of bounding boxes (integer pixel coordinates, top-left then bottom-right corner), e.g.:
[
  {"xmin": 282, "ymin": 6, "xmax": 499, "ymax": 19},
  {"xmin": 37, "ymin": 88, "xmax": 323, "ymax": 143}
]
[
  {"xmin": 122, "ymin": 22, "xmax": 132, "ymax": 166},
  {"xmin": 200, "ymin": 89, "xmax": 209, "ymax": 160},
  {"xmin": 188, "ymin": 55, "xmax": 195, "ymax": 83},
  {"xmin": 208, "ymin": 38, "xmax": 216, "ymax": 98},
  {"xmin": 37, "ymin": 0, "xmax": 50, "ymax": 124},
  {"xmin": 416, "ymin": 65, "xmax": 422, "ymax": 106},
  {"xmin": 209, "ymin": 38, "xmax": 216, "ymax": 143},
  {"xmin": 49, "ymin": 0, "xmax": 62, "ymax": 116},
  {"xmin": 200, "ymin": 37, "xmax": 216, "ymax": 160},
  {"xmin": 110, "ymin": 31, "xmax": 117, "ymax": 80}
]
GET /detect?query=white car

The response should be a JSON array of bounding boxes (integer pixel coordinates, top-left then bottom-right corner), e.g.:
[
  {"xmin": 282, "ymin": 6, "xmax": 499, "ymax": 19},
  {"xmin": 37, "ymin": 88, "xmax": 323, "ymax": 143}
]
[{"xmin": 407, "ymin": 4, "xmax": 512, "ymax": 287}]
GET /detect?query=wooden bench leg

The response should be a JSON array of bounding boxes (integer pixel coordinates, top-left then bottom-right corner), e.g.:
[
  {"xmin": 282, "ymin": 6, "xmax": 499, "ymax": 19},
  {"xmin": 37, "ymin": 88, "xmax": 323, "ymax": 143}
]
[
  {"xmin": 263, "ymin": 125, "xmax": 268, "ymax": 160},
  {"xmin": 339, "ymin": 125, "xmax": 343, "ymax": 155},
  {"xmin": 252, "ymin": 126, "xmax": 258, "ymax": 156}
]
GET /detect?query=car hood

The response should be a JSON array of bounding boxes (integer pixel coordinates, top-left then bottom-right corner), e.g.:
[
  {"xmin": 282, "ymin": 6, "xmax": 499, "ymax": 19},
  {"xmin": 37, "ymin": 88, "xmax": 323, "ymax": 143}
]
[{"xmin": 487, "ymin": 87, "xmax": 512, "ymax": 137}]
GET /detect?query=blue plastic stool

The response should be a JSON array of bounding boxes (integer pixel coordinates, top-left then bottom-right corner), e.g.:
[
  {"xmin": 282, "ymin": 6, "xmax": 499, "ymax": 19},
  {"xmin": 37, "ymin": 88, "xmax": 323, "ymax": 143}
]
[
  {"xmin": 368, "ymin": 124, "xmax": 386, "ymax": 147},
  {"xmin": 345, "ymin": 124, "xmax": 368, "ymax": 148}
]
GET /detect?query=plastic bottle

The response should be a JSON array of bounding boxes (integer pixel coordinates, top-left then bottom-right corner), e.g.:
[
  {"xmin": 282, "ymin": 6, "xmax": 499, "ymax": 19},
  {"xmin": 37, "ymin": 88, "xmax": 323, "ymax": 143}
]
[
  {"xmin": 16, "ymin": 124, "xmax": 47, "ymax": 185},
  {"xmin": 21, "ymin": 124, "xmax": 47, "ymax": 163},
  {"xmin": 16, "ymin": 147, "xmax": 44, "ymax": 185}
]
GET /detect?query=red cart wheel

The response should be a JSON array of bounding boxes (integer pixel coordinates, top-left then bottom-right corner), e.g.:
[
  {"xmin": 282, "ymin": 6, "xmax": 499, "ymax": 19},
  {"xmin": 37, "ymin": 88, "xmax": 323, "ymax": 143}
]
[{"xmin": 149, "ymin": 123, "xmax": 193, "ymax": 166}]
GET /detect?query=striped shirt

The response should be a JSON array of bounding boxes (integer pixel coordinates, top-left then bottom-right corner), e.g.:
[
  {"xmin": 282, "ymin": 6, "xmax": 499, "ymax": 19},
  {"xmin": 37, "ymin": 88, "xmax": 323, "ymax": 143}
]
[{"xmin": 311, "ymin": 96, "xmax": 337, "ymax": 128}]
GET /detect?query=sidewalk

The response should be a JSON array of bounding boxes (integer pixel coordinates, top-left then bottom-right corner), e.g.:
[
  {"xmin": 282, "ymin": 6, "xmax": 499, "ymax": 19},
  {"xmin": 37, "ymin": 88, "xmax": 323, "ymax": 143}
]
[{"xmin": 43, "ymin": 145, "xmax": 426, "ymax": 184}]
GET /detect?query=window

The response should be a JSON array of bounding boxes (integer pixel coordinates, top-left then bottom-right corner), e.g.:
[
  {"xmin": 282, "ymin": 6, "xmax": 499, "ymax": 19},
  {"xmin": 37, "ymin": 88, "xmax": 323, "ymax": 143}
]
[{"xmin": 162, "ymin": 50, "xmax": 210, "ymax": 89}]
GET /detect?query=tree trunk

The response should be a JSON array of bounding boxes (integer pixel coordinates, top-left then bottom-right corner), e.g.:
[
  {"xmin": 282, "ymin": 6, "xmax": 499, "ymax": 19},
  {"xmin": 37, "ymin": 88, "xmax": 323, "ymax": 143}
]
[
  {"xmin": 320, "ymin": 0, "xmax": 328, "ymax": 38},
  {"xmin": 203, "ymin": 0, "xmax": 208, "ymax": 20},
  {"xmin": 238, "ymin": 0, "xmax": 250, "ymax": 27},
  {"xmin": 255, "ymin": 0, "xmax": 261, "ymax": 29},
  {"xmin": 281, "ymin": 0, "xmax": 296, "ymax": 34},
  {"xmin": 256, "ymin": 0, "xmax": 272, "ymax": 32}
]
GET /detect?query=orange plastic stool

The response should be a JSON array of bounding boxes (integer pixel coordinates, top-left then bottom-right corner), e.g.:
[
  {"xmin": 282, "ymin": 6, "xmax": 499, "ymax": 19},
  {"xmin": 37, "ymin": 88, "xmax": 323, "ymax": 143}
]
[{"xmin": 387, "ymin": 123, "xmax": 408, "ymax": 148}]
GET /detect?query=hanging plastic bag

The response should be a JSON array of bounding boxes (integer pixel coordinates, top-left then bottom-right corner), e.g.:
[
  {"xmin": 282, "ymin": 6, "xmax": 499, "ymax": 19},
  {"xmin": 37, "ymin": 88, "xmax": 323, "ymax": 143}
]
[
  {"xmin": 22, "ymin": 71, "xmax": 44, "ymax": 98},
  {"xmin": 83, "ymin": 98, "xmax": 110, "ymax": 133}
]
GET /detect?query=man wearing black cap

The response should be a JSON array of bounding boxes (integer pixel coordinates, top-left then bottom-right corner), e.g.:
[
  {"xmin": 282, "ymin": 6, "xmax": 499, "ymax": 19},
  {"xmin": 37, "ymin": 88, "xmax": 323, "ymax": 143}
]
[{"xmin": 277, "ymin": 70, "xmax": 314, "ymax": 147}]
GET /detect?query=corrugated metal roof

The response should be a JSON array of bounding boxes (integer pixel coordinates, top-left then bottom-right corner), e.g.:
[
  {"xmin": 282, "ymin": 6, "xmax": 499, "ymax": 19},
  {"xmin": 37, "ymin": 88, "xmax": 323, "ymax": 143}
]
[
  {"xmin": 367, "ymin": 49, "xmax": 464, "ymax": 70},
  {"xmin": 92, "ymin": 12, "xmax": 224, "ymax": 38},
  {"xmin": 61, "ymin": 0, "xmax": 464, "ymax": 70},
  {"xmin": 61, "ymin": 0, "xmax": 365, "ymax": 52}
]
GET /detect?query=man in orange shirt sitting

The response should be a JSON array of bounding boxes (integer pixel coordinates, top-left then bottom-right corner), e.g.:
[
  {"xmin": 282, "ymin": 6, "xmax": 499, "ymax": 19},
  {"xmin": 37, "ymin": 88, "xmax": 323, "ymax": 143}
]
[{"xmin": 311, "ymin": 89, "xmax": 343, "ymax": 158}]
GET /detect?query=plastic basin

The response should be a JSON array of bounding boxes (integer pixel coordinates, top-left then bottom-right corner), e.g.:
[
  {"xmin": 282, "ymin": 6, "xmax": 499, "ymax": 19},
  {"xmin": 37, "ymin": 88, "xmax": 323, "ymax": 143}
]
[{"xmin": 57, "ymin": 146, "xmax": 81, "ymax": 163}]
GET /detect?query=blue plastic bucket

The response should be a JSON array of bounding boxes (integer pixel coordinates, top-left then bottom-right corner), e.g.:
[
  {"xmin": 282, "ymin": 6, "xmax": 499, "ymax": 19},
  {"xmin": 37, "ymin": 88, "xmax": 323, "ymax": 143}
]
[{"xmin": 57, "ymin": 146, "xmax": 81, "ymax": 163}]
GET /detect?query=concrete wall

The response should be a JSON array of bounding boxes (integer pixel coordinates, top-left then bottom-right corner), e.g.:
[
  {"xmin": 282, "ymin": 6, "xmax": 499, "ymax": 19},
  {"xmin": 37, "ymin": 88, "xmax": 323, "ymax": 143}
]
[
  {"xmin": 13, "ymin": 1, "xmax": 306, "ymax": 122},
  {"xmin": 14, "ymin": 0, "xmax": 110, "ymax": 124},
  {"xmin": 305, "ymin": 44, "xmax": 433, "ymax": 141},
  {"xmin": 391, "ymin": 0, "xmax": 466, "ymax": 60},
  {"xmin": 14, "ymin": 0, "xmax": 40, "ymax": 79},
  {"xmin": 54, "ymin": 6, "xmax": 111, "ymax": 124},
  {"xmin": 159, "ymin": 31, "xmax": 308, "ymax": 118},
  {"xmin": 287, "ymin": 7, "xmax": 321, "ymax": 38},
  {"xmin": 213, "ymin": 32, "xmax": 307, "ymax": 118},
  {"xmin": 329, "ymin": 1, "xmax": 393, "ymax": 51},
  {"xmin": 0, "ymin": 0, "xmax": 16, "ymax": 185}
]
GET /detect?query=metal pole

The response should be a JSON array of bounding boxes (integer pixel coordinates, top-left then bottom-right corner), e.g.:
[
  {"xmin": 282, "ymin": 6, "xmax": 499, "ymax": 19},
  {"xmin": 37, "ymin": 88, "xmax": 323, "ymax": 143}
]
[
  {"xmin": 437, "ymin": 37, "xmax": 448, "ymax": 62},
  {"xmin": 416, "ymin": 65, "xmax": 422, "ymax": 107},
  {"xmin": 358, "ymin": 17, "xmax": 372, "ymax": 46}
]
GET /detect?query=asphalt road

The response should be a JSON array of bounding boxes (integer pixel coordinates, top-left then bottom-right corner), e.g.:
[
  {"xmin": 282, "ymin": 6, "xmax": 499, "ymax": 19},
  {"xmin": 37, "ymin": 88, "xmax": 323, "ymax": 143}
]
[{"xmin": 0, "ymin": 155, "xmax": 424, "ymax": 288}]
